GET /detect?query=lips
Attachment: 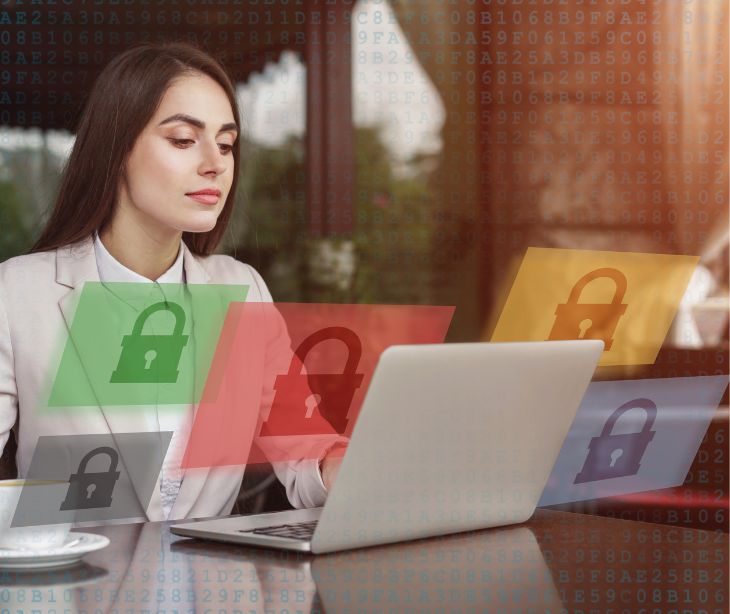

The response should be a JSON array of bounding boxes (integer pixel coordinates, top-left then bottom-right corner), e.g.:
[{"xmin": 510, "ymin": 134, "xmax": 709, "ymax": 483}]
[{"xmin": 186, "ymin": 189, "xmax": 221, "ymax": 205}]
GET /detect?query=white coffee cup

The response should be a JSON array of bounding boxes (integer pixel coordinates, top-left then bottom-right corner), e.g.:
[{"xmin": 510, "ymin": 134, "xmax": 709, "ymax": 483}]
[{"xmin": 0, "ymin": 480, "xmax": 72, "ymax": 550}]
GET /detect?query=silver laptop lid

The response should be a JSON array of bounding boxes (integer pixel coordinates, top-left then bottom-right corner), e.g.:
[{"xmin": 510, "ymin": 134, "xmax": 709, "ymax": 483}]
[{"xmin": 311, "ymin": 340, "xmax": 603, "ymax": 553}]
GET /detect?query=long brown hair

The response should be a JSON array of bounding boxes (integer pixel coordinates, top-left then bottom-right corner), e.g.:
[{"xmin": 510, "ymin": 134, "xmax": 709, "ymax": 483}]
[{"xmin": 31, "ymin": 42, "xmax": 241, "ymax": 256}]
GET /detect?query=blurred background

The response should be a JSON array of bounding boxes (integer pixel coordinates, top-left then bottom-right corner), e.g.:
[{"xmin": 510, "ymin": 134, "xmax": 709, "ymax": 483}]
[{"xmin": 1, "ymin": 0, "xmax": 728, "ymax": 528}]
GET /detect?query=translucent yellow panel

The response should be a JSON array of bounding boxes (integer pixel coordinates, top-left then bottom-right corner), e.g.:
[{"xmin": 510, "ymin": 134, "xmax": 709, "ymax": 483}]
[{"xmin": 491, "ymin": 248, "xmax": 699, "ymax": 366}]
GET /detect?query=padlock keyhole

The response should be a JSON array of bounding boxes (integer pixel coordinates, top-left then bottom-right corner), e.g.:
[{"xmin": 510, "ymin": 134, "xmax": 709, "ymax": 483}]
[
  {"xmin": 144, "ymin": 350, "xmax": 157, "ymax": 370},
  {"xmin": 609, "ymin": 448, "xmax": 623, "ymax": 467},
  {"xmin": 86, "ymin": 483, "xmax": 97, "ymax": 499},
  {"xmin": 304, "ymin": 394, "xmax": 322, "ymax": 419},
  {"xmin": 578, "ymin": 319, "xmax": 593, "ymax": 338}
]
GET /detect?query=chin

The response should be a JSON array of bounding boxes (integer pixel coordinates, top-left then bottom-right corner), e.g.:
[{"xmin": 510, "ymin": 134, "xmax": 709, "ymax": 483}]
[{"xmin": 178, "ymin": 212, "xmax": 220, "ymax": 233}]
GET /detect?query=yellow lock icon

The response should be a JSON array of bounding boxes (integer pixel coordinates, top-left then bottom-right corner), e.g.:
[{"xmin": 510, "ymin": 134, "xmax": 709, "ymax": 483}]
[{"xmin": 548, "ymin": 268, "xmax": 627, "ymax": 351}]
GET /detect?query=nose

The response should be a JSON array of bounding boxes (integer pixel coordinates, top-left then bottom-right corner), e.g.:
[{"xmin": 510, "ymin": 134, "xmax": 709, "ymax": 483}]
[{"xmin": 198, "ymin": 139, "xmax": 228, "ymax": 177}]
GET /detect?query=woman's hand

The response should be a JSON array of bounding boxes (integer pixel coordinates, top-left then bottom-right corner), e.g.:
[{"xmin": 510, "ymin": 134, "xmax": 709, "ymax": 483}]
[{"xmin": 319, "ymin": 442, "xmax": 348, "ymax": 491}]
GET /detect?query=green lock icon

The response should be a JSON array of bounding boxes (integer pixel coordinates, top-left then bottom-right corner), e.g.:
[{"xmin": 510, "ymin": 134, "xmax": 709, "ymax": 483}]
[{"xmin": 110, "ymin": 301, "xmax": 189, "ymax": 384}]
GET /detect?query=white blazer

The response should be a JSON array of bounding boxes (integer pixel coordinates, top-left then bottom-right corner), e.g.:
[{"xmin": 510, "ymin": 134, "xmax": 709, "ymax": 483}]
[{"xmin": 0, "ymin": 237, "xmax": 340, "ymax": 521}]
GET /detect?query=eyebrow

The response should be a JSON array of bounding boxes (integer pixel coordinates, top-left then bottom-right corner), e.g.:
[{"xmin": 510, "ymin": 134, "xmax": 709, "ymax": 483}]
[{"xmin": 158, "ymin": 113, "xmax": 238, "ymax": 135}]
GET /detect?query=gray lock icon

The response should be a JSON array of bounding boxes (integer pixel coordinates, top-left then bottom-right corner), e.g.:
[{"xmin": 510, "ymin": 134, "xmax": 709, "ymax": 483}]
[
  {"xmin": 574, "ymin": 398, "xmax": 657, "ymax": 484},
  {"xmin": 60, "ymin": 447, "xmax": 121, "ymax": 510}
]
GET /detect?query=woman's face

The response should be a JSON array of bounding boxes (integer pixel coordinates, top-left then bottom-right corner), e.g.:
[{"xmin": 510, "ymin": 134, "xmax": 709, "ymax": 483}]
[{"xmin": 118, "ymin": 71, "xmax": 237, "ymax": 236}]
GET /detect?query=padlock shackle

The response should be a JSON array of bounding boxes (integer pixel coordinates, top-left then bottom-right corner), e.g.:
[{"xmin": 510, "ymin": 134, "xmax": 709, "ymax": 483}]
[
  {"xmin": 77, "ymin": 446, "xmax": 119, "ymax": 474},
  {"xmin": 567, "ymin": 268, "xmax": 627, "ymax": 305},
  {"xmin": 600, "ymin": 398, "xmax": 657, "ymax": 437},
  {"xmin": 131, "ymin": 301, "xmax": 186, "ymax": 337},
  {"xmin": 290, "ymin": 326, "xmax": 362, "ymax": 375}
]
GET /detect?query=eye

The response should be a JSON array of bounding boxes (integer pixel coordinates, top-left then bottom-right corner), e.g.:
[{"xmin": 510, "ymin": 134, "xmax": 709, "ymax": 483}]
[
  {"xmin": 169, "ymin": 138, "xmax": 194, "ymax": 148},
  {"xmin": 169, "ymin": 138, "xmax": 233, "ymax": 155}
]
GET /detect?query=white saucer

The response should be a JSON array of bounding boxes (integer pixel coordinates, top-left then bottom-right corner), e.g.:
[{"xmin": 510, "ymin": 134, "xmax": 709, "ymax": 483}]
[
  {"xmin": 0, "ymin": 533, "xmax": 110, "ymax": 570},
  {"xmin": 0, "ymin": 563, "xmax": 108, "ymax": 588}
]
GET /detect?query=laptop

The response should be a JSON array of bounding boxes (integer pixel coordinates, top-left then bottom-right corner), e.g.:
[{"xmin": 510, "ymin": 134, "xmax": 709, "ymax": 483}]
[{"xmin": 171, "ymin": 340, "xmax": 604, "ymax": 554}]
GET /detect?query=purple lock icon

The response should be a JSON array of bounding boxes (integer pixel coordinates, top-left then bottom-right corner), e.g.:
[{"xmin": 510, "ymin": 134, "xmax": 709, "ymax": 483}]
[{"xmin": 574, "ymin": 398, "xmax": 657, "ymax": 484}]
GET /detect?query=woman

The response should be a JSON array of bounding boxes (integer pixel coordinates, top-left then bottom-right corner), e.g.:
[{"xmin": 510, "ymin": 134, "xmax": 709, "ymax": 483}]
[{"xmin": 0, "ymin": 42, "xmax": 344, "ymax": 522}]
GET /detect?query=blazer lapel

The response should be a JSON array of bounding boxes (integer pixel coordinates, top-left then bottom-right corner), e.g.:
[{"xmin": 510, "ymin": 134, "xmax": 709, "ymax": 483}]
[{"xmin": 56, "ymin": 238, "xmax": 165, "ymax": 520}]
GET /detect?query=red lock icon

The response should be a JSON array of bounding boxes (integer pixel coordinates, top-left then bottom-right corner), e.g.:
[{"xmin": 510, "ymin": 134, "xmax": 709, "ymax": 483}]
[
  {"xmin": 548, "ymin": 267, "xmax": 627, "ymax": 351},
  {"xmin": 259, "ymin": 326, "xmax": 364, "ymax": 436}
]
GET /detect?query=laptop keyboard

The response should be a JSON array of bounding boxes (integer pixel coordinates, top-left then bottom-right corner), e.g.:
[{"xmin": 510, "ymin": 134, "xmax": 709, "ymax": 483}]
[{"xmin": 242, "ymin": 520, "xmax": 318, "ymax": 541}]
